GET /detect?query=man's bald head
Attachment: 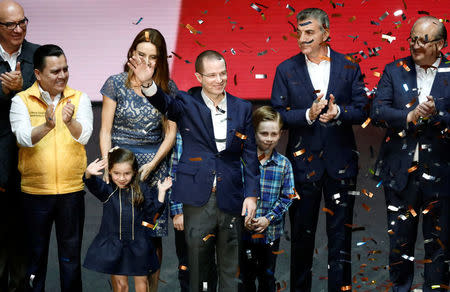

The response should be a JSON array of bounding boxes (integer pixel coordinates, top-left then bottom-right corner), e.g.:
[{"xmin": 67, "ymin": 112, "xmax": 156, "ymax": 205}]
[{"xmin": 0, "ymin": 0, "xmax": 27, "ymax": 54}]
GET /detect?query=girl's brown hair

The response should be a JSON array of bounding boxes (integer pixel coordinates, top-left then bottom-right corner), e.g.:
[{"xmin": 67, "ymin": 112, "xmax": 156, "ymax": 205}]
[
  {"xmin": 124, "ymin": 28, "xmax": 170, "ymax": 93},
  {"xmin": 108, "ymin": 148, "xmax": 144, "ymax": 205}
]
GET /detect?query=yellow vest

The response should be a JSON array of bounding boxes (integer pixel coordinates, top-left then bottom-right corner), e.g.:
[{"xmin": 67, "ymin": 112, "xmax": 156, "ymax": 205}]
[{"xmin": 17, "ymin": 82, "xmax": 87, "ymax": 195}]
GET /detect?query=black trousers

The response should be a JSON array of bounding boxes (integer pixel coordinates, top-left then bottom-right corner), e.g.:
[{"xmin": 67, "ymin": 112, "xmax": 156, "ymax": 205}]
[
  {"xmin": 22, "ymin": 191, "xmax": 85, "ymax": 292},
  {"xmin": 385, "ymin": 169, "xmax": 449, "ymax": 292},
  {"xmin": 289, "ymin": 172, "xmax": 355, "ymax": 292},
  {"xmin": 174, "ymin": 228, "xmax": 190, "ymax": 292},
  {"xmin": 239, "ymin": 238, "xmax": 281, "ymax": 292},
  {"xmin": 184, "ymin": 192, "xmax": 242, "ymax": 292}
]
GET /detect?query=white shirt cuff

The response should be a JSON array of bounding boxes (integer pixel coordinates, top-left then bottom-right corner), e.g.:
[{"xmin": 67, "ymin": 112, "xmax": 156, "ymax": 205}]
[
  {"xmin": 141, "ymin": 81, "xmax": 157, "ymax": 97},
  {"xmin": 305, "ymin": 108, "xmax": 315, "ymax": 125},
  {"xmin": 334, "ymin": 105, "xmax": 341, "ymax": 119}
]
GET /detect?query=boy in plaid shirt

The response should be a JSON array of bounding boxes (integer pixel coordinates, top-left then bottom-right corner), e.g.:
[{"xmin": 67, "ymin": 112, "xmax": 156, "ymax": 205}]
[{"xmin": 240, "ymin": 106, "xmax": 295, "ymax": 291}]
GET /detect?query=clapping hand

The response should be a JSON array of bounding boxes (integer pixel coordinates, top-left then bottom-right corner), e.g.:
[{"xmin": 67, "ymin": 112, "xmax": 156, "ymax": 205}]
[
  {"xmin": 0, "ymin": 62, "xmax": 23, "ymax": 94},
  {"xmin": 308, "ymin": 93, "xmax": 327, "ymax": 121},
  {"xmin": 319, "ymin": 94, "xmax": 338, "ymax": 123}
]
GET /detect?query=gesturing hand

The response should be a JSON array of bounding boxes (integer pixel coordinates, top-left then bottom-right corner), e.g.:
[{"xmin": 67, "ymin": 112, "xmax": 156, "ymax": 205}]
[
  {"xmin": 309, "ymin": 93, "xmax": 327, "ymax": 121},
  {"xmin": 127, "ymin": 55, "xmax": 155, "ymax": 86},
  {"xmin": 139, "ymin": 161, "xmax": 156, "ymax": 181},
  {"xmin": 85, "ymin": 158, "xmax": 107, "ymax": 178}
]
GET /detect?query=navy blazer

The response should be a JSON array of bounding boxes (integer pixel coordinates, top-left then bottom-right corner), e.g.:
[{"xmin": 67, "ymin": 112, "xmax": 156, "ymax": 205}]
[
  {"xmin": 146, "ymin": 87, "xmax": 260, "ymax": 215},
  {"xmin": 371, "ymin": 56, "xmax": 450, "ymax": 193},
  {"xmin": 271, "ymin": 49, "xmax": 367, "ymax": 183}
]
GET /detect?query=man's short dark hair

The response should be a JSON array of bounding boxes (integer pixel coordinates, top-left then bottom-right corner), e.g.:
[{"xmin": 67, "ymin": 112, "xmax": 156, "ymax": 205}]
[
  {"xmin": 195, "ymin": 50, "xmax": 226, "ymax": 73},
  {"xmin": 33, "ymin": 44, "xmax": 65, "ymax": 71},
  {"xmin": 297, "ymin": 8, "xmax": 329, "ymax": 31}
]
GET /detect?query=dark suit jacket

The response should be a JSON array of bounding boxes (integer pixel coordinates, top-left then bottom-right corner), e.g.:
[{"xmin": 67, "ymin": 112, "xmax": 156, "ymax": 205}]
[
  {"xmin": 371, "ymin": 55, "xmax": 450, "ymax": 193},
  {"xmin": 146, "ymin": 87, "xmax": 260, "ymax": 215},
  {"xmin": 271, "ymin": 48, "xmax": 367, "ymax": 183},
  {"xmin": 0, "ymin": 39, "xmax": 39, "ymax": 188}
]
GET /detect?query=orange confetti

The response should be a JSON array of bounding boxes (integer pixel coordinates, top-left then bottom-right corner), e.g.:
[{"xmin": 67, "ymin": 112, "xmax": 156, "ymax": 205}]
[
  {"xmin": 362, "ymin": 189, "xmax": 374, "ymax": 198},
  {"xmin": 189, "ymin": 157, "xmax": 202, "ymax": 161},
  {"xmin": 195, "ymin": 40, "xmax": 205, "ymax": 47},
  {"xmin": 403, "ymin": 64, "xmax": 410, "ymax": 71},
  {"xmin": 258, "ymin": 153, "xmax": 266, "ymax": 161},
  {"xmin": 142, "ymin": 221, "xmax": 155, "ymax": 229},
  {"xmin": 373, "ymin": 71, "xmax": 381, "ymax": 77},
  {"xmin": 415, "ymin": 259, "xmax": 432, "ymax": 264},
  {"xmin": 408, "ymin": 205, "xmax": 417, "ymax": 217},
  {"xmin": 361, "ymin": 117, "xmax": 371, "ymax": 128},
  {"xmin": 293, "ymin": 149, "xmax": 306, "ymax": 157},
  {"xmin": 385, "ymin": 136, "xmax": 391, "ymax": 142},
  {"xmin": 322, "ymin": 207, "xmax": 335, "ymax": 216},
  {"xmin": 153, "ymin": 212, "xmax": 160, "ymax": 223},
  {"xmin": 407, "ymin": 165, "xmax": 418, "ymax": 173},
  {"xmin": 436, "ymin": 226, "xmax": 442, "ymax": 231},
  {"xmin": 388, "ymin": 229, "xmax": 395, "ymax": 235},
  {"xmin": 362, "ymin": 203, "xmax": 371, "ymax": 212},
  {"xmin": 349, "ymin": 16, "xmax": 356, "ymax": 22},
  {"xmin": 203, "ymin": 234, "xmax": 216, "ymax": 241},
  {"xmin": 341, "ymin": 285, "xmax": 352, "ymax": 291},
  {"xmin": 320, "ymin": 56, "xmax": 331, "ymax": 62},
  {"xmin": 405, "ymin": 98, "xmax": 417, "ymax": 108},
  {"xmin": 179, "ymin": 265, "xmax": 188, "ymax": 271},
  {"xmin": 251, "ymin": 234, "xmax": 265, "ymax": 239},
  {"xmin": 185, "ymin": 23, "xmax": 198, "ymax": 34},
  {"xmin": 235, "ymin": 131, "xmax": 247, "ymax": 140},
  {"xmin": 272, "ymin": 249, "xmax": 285, "ymax": 255},
  {"xmin": 307, "ymin": 170, "xmax": 316, "ymax": 178},
  {"xmin": 286, "ymin": 107, "xmax": 291, "ymax": 111},
  {"xmin": 307, "ymin": 155, "xmax": 314, "ymax": 162}
]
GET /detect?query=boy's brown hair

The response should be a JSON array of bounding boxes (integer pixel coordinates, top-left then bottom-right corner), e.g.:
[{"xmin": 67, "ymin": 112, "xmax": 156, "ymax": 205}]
[{"xmin": 252, "ymin": 106, "xmax": 283, "ymax": 131}]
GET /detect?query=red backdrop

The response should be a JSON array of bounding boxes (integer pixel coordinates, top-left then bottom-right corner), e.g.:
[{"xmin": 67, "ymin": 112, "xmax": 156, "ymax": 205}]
[{"xmin": 171, "ymin": 0, "xmax": 450, "ymax": 99}]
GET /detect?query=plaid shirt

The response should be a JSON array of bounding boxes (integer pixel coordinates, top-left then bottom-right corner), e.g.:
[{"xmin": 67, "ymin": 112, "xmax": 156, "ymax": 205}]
[
  {"xmin": 250, "ymin": 150, "xmax": 295, "ymax": 244},
  {"xmin": 169, "ymin": 132, "xmax": 183, "ymax": 217}
]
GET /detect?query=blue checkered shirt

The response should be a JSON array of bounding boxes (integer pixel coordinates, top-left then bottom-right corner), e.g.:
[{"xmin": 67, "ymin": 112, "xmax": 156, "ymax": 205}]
[
  {"xmin": 251, "ymin": 150, "xmax": 294, "ymax": 244},
  {"xmin": 169, "ymin": 132, "xmax": 183, "ymax": 216}
]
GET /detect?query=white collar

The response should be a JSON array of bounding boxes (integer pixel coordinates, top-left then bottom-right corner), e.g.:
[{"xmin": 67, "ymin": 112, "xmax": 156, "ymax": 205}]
[
  {"xmin": 0, "ymin": 43, "xmax": 22, "ymax": 59},
  {"xmin": 415, "ymin": 57, "xmax": 441, "ymax": 74},
  {"xmin": 38, "ymin": 84, "xmax": 62, "ymax": 104},
  {"xmin": 305, "ymin": 46, "xmax": 331, "ymax": 65},
  {"xmin": 201, "ymin": 89, "xmax": 227, "ymax": 110}
]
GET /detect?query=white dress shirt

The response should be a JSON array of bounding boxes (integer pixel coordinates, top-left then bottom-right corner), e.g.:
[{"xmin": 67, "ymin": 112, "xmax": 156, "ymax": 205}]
[
  {"xmin": 0, "ymin": 43, "xmax": 21, "ymax": 71},
  {"xmin": 412, "ymin": 57, "xmax": 441, "ymax": 161},
  {"xmin": 10, "ymin": 85, "xmax": 93, "ymax": 147},
  {"xmin": 304, "ymin": 47, "xmax": 341, "ymax": 124}
]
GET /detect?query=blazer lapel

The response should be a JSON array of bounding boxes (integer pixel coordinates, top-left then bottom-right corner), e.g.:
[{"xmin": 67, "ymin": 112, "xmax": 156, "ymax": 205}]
[
  {"xmin": 404, "ymin": 56, "xmax": 419, "ymax": 107},
  {"xmin": 192, "ymin": 91, "xmax": 218, "ymax": 151},
  {"xmin": 225, "ymin": 94, "xmax": 235, "ymax": 150},
  {"xmin": 325, "ymin": 49, "xmax": 338, "ymax": 100},
  {"xmin": 430, "ymin": 56, "xmax": 449, "ymax": 98}
]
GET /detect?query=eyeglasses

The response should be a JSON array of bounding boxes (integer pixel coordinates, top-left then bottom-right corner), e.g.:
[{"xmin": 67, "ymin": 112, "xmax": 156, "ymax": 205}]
[
  {"xmin": 199, "ymin": 71, "xmax": 228, "ymax": 80},
  {"xmin": 407, "ymin": 36, "xmax": 442, "ymax": 48},
  {"xmin": 0, "ymin": 17, "xmax": 28, "ymax": 30}
]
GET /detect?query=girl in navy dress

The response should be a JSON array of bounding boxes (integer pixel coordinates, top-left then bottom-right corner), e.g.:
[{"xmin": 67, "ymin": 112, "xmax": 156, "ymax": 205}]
[{"xmin": 82, "ymin": 147, "xmax": 172, "ymax": 292}]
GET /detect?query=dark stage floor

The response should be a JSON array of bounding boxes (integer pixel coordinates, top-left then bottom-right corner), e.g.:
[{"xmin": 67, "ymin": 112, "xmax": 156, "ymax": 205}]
[{"xmin": 43, "ymin": 104, "xmax": 427, "ymax": 291}]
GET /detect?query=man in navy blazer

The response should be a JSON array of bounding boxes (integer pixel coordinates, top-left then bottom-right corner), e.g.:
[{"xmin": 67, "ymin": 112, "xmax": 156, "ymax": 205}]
[
  {"xmin": 130, "ymin": 50, "xmax": 260, "ymax": 292},
  {"xmin": 371, "ymin": 16, "xmax": 449, "ymax": 292},
  {"xmin": 271, "ymin": 8, "xmax": 367, "ymax": 292}
]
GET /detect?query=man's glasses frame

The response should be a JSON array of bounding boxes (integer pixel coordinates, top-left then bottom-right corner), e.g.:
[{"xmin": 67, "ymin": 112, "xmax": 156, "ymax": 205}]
[{"xmin": 0, "ymin": 17, "xmax": 28, "ymax": 30}]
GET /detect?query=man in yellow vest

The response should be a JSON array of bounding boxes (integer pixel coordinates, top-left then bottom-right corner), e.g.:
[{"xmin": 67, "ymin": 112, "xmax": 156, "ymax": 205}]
[{"xmin": 9, "ymin": 44, "xmax": 93, "ymax": 292}]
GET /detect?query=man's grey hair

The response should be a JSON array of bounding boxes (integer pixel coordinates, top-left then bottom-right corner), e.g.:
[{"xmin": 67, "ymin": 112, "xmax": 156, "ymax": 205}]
[{"xmin": 297, "ymin": 8, "xmax": 329, "ymax": 31}]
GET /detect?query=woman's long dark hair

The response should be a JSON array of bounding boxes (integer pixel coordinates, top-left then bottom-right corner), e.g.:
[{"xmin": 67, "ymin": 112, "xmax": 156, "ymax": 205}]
[
  {"xmin": 108, "ymin": 148, "xmax": 143, "ymax": 205},
  {"xmin": 124, "ymin": 28, "xmax": 170, "ymax": 94}
]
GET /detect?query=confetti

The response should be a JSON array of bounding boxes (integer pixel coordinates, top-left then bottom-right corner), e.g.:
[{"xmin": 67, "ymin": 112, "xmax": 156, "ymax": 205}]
[
  {"xmin": 362, "ymin": 203, "xmax": 371, "ymax": 212},
  {"xmin": 231, "ymin": 48, "xmax": 236, "ymax": 55},
  {"xmin": 362, "ymin": 189, "xmax": 374, "ymax": 198},
  {"xmin": 203, "ymin": 234, "xmax": 215, "ymax": 241},
  {"xmin": 255, "ymin": 74, "xmax": 267, "ymax": 79},
  {"xmin": 197, "ymin": 19, "xmax": 204, "ymax": 24},
  {"xmin": 286, "ymin": 4, "xmax": 295, "ymax": 13},
  {"xmin": 258, "ymin": 50, "xmax": 268, "ymax": 56},
  {"xmin": 235, "ymin": 132, "xmax": 247, "ymax": 140},
  {"xmin": 133, "ymin": 17, "xmax": 143, "ymax": 25},
  {"xmin": 233, "ymin": 74, "xmax": 237, "ymax": 86},
  {"xmin": 407, "ymin": 165, "xmax": 418, "ymax": 173},
  {"xmin": 185, "ymin": 24, "xmax": 198, "ymax": 34},
  {"xmin": 189, "ymin": 157, "xmax": 202, "ymax": 161},
  {"xmin": 171, "ymin": 51, "xmax": 182, "ymax": 59},
  {"xmin": 422, "ymin": 173, "xmax": 436, "ymax": 181},
  {"xmin": 349, "ymin": 16, "xmax": 356, "ymax": 22},
  {"xmin": 398, "ymin": 130, "xmax": 406, "ymax": 137},
  {"xmin": 299, "ymin": 21, "xmax": 312, "ymax": 27},
  {"xmin": 382, "ymin": 34, "xmax": 396, "ymax": 43},
  {"xmin": 394, "ymin": 10, "xmax": 403, "ymax": 16},
  {"xmin": 320, "ymin": 56, "xmax": 331, "ymax": 62},
  {"xmin": 258, "ymin": 153, "xmax": 265, "ymax": 161},
  {"xmin": 142, "ymin": 221, "xmax": 157, "ymax": 230},
  {"xmin": 179, "ymin": 265, "xmax": 188, "ymax": 270},
  {"xmin": 408, "ymin": 205, "xmax": 417, "ymax": 217},
  {"xmin": 272, "ymin": 249, "xmax": 285, "ymax": 255},
  {"xmin": 307, "ymin": 170, "xmax": 316, "ymax": 178},
  {"xmin": 195, "ymin": 40, "xmax": 206, "ymax": 47},
  {"xmin": 250, "ymin": 3, "xmax": 262, "ymax": 12},
  {"xmin": 418, "ymin": 10, "xmax": 430, "ymax": 15},
  {"xmin": 323, "ymin": 207, "xmax": 335, "ymax": 216},
  {"xmin": 341, "ymin": 286, "xmax": 352, "ymax": 291},
  {"xmin": 252, "ymin": 234, "xmax": 265, "ymax": 239},
  {"xmin": 379, "ymin": 11, "xmax": 389, "ymax": 21},
  {"xmin": 403, "ymin": 64, "xmax": 411, "ymax": 71},
  {"xmin": 373, "ymin": 72, "xmax": 381, "ymax": 77},
  {"xmin": 361, "ymin": 117, "xmax": 371, "ymax": 128},
  {"xmin": 357, "ymin": 241, "xmax": 367, "ymax": 246},
  {"xmin": 405, "ymin": 97, "xmax": 417, "ymax": 108},
  {"xmin": 388, "ymin": 205, "xmax": 399, "ymax": 211}
]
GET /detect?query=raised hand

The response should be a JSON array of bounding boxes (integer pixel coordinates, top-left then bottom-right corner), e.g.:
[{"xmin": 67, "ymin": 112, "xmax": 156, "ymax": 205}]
[
  {"xmin": 319, "ymin": 94, "xmax": 338, "ymax": 123},
  {"xmin": 85, "ymin": 158, "xmax": 107, "ymax": 178},
  {"xmin": 127, "ymin": 55, "xmax": 155, "ymax": 86},
  {"xmin": 309, "ymin": 93, "xmax": 327, "ymax": 121}
]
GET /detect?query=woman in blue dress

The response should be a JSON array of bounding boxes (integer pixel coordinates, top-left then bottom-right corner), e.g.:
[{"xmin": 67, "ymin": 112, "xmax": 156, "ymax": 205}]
[
  {"xmin": 83, "ymin": 147, "xmax": 172, "ymax": 292},
  {"xmin": 99, "ymin": 28, "xmax": 177, "ymax": 291}
]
